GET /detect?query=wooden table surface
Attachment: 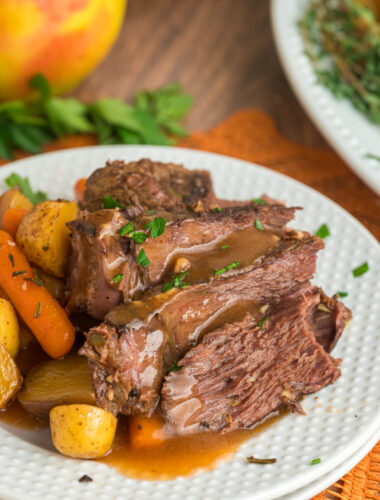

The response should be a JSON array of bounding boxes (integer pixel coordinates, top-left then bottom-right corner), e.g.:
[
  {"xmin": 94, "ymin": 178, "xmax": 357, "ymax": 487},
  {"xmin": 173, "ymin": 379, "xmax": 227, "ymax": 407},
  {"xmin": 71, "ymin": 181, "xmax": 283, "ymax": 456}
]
[{"xmin": 71, "ymin": 0, "xmax": 380, "ymax": 239}]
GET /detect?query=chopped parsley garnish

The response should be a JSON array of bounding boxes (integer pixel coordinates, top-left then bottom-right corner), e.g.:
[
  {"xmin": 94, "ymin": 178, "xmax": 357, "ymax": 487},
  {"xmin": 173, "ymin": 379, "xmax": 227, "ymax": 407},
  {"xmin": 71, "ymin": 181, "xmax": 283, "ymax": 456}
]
[
  {"xmin": 251, "ymin": 198, "xmax": 268, "ymax": 205},
  {"xmin": 24, "ymin": 276, "xmax": 44, "ymax": 287},
  {"xmin": 336, "ymin": 291, "xmax": 348, "ymax": 298},
  {"xmin": 352, "ymin": 262, "xmax": 369, "ymax": 277},
  {"xmin": 315, "ymin": 224, "xmax": 330, "ymax": 239},
  {"xmin": 33, "ymin": 301, "xmax": 42, "ymax": 318},
  {"xmin": 214, "ymin": 261, "xmax": 240, "ymax": 275},
  {"xmin": 258, "ymin": 316, "xmax": 269, "ymax": 330},
  {"xmin": 221, "ymin": 245, "xmax": 228, "ymax": 250},
  {"xmin": 145, "ymin": 210, "xmax": 156, "ymax": 215},
  {"xmin": 311, "ymin": 458, "xmax": 321, "ymax": 465},
  {"xmin": 365, "ymin": 153, "xmax": 380, "ymax": 162},
  {"xmin": 8, "ymin": 253, "xmax": 14, "ymax": 267},
  {"xmin": 162, "ymin": 271, "xmax": 188, "ymax": 292},
  {"xmin": 5, "ymin": 173, "xmax": 47, "ymax": 205},
  {"xmin": 246, "ymin": 456, "xmax": 277, "ymax": 464},
  {"xmin": 12, "ymin": 270, "xmax": 26, "ymax": 277},
  {"xmin": 137, "ymin": 248, "xmax": 150, "ymax": 267},
  {"xmin": 254, "ymin": 218, "xmax": 264, "ymax": 231},
  {"xmin": 119, "ymin": 222, "xmax": 134, "ymax": 236},
  {"xmin": 113, "ymin": 273, "xmax": 124, "ymax": 284},
  {"xmin": 129, "ymin": 231, "xmax": 147, "ymax": 244},
  {"xmin": 103, "ymin": 195, "xmax": 124, "ymax": 209},
  {"xmin": 145, "ymin": 217, "xmax": 166, "ymax": 238},
  {"xmin": 214, "ymin": 206, "xmax": 222, "ymax": 213},
  {"xmin": 166, "ymin": 361, "xmax": 182, "ymax": 374}
]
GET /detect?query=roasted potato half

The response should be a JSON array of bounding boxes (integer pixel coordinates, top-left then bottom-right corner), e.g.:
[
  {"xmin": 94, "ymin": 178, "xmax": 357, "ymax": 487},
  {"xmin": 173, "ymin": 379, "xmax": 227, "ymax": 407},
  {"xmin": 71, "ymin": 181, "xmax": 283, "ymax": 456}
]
[
  {"xmin": 50, "ymin": 404, "xmax": 117, "ymax": 459},
  {"xmin": 0, "ymin": 298, "xmax": 20, "ymax": 358},
  {"xmin": 0, "ymin": 344, "xmax": 22, "ymax": 409},
  {"xmin": 17, "ymin": 355, "xmax": 95, "ymax": 419},
  {"xmin": 0, "ymin": 188, "xmax": 33, "ymax": 226},
  {"xmin": 16, "ymin": 200, "xmax": 78, "ymax": 278}
]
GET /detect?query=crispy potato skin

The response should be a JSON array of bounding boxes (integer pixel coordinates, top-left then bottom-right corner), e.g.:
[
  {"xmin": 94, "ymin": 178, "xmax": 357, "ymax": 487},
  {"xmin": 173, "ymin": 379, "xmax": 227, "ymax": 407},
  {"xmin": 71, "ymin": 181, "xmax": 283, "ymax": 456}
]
[
  {"xmin": 0, "ymin": 298, "xmax": 20, "ymax": 358},
  {"xmin": 16, "ymin": 200, "xmax": 78, "ymax": 278},
  {"xmin": 0, "ymin": 189, "xmax": 33, "ymax": 226},
  {"xmin": 0, "ymin": 344, "xmax": 22, "ymax": 409},
  {"xmin": 18, "ymin": 355, "xmax": 95, "ymax": 420},
  {"xmin": 50, "ymin": 404, "xmax": 117, "ymax": 459}
]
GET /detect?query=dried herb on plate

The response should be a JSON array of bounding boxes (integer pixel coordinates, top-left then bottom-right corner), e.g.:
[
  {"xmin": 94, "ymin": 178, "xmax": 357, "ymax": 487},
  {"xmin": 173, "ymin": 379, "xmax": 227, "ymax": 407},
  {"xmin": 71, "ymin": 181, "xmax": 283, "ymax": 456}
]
[
  {"xmin": 299, "ymin": 0, "xmax": 380, "ymax": 125},
  {"xmin": 0, "ymin": 75, "xmax": 193, "ymax": 160}
]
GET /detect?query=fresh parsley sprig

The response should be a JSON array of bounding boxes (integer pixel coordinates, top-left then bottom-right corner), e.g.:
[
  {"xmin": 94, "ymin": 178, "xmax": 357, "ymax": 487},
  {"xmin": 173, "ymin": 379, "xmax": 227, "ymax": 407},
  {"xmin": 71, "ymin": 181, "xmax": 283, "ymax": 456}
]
[{"xmin": 0, "ymin": 75, "xmax": 193, "ymax": 160}]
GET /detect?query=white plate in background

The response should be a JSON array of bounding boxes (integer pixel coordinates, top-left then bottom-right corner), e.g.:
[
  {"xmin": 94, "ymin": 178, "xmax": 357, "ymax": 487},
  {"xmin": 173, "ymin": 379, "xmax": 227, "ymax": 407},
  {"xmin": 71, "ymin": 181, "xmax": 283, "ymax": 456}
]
[
  {"xmin": 271, "ymin": 0, "xmax": 380, "ymax": 196},
  {"xmin": 0, "ymin": 146, "xmax": 379, "ymax": 500}
]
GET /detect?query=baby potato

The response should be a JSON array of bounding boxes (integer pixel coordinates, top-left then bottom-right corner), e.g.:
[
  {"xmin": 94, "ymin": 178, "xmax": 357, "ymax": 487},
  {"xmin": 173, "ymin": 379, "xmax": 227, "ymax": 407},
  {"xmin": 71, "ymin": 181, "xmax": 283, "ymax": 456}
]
[
  {"xmin": 16, "ymin": 200, "xmax": 78, "ymax": 278},
  {"xmin": 0, "ymin": 298, "xmax": 20, "ymax": 358},
  {"xmin": 0, "ymin": 344, "xmax": 22, "ymax": 409},
  {"xmin": 0, "ymin": 188, "xmax": 33, "ymax": 226},
  {"xmin": 50, "ymin": 404, "xmax": 117, "ymax": 459}
]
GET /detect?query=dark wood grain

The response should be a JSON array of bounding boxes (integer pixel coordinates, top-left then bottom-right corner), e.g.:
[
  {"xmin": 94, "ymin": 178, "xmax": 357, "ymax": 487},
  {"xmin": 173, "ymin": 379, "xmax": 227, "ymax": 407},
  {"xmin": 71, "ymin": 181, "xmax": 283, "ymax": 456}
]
[{"xmin": 71, "ymin": 0, "xmax": 327, "ymax": 148}]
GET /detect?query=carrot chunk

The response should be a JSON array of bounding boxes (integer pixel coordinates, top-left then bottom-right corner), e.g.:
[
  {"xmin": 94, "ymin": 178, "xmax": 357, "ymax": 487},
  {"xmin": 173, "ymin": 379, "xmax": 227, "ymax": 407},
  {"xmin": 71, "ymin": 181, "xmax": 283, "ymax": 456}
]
[
  {"xmin": 74, "ymin": 178, "xmax": 87, "ymax": 203},
  {"xmin": 129, "ymin": 414, "xmax": 166, "ymax": 448},
  {"xmin": 0, "ymin": 231, "xmax": 75, "ymax": 359},
  {"xmin": 2, "ymin": 208, "xmax": 28, "ymax": 238}
]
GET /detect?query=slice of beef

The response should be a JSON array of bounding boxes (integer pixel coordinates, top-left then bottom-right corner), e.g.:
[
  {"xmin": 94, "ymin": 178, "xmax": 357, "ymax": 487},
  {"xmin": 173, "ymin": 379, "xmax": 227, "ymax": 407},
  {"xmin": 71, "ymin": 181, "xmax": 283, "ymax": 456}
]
[
  {"xmin": 66, "ymin": 203, "xmax": 297, "ymax": 318},
  {"xmin": 311, "ymin": 290, "xmax": 351, "ymax": 352},
  {"xmin": 161, "ymin": 284, "xmax": 341, "ymax": 435},
  {"xmin": 81, "ymin": 159, "xmax": 216, "ymax": 213},
  {"xmin": 80, "ymin": 235, "xmax": 323, "ymax": 416}
]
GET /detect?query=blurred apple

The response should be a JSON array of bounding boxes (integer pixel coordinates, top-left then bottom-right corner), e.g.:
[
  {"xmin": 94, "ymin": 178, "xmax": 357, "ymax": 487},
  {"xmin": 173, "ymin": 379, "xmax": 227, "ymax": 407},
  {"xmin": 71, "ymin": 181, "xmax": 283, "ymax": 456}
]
[{"xmin": 0, "ymin": 0, "xmax": 127, "ymax": 100}]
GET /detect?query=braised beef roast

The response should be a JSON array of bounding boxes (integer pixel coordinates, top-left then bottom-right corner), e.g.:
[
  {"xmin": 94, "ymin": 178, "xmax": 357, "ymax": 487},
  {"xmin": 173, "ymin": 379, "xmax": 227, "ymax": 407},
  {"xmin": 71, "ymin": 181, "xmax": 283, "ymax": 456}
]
[
  {"xmin": 66, "ymin": 203, "xmax": 296, "ymax": 319},
  {"xmin": 81, "ymin": 159, "xmax": 216, "ymax": 213},
  {"xmin": 160, "ymin": 283, "xmax": 341, "ymax": 435},
  {"xmin": 80, "ymin": 235, "xmax": 325, "ymax": 416}
]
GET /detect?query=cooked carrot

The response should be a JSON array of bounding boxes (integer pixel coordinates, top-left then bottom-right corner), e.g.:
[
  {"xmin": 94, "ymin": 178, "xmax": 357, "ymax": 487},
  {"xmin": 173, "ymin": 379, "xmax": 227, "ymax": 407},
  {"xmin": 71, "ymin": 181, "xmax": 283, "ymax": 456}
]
[
  {"xmin": 129, "ymin": 414, "xmax": 166, "ymax": 448},
  {"xmin": 2, "ymin": 208, "xmax": 28, "ymax": 239},
  {"xmin": 0, "ymin": 231, "xmax": 75, "ymax": 359},
  {"xmin": 74, "ymin": 178, "xmax": 86, "ymax": 203}
]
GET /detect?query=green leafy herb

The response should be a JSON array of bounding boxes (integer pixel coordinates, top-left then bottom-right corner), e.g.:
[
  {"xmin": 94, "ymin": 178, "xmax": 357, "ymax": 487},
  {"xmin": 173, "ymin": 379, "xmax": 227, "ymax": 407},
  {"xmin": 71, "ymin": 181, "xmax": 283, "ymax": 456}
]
[
  {"xmin": 258, "ymin": 316, "xmax": 269, "ymax": 330},
  {"xmin": 162, "ymin": 271, "xmax": 188, "ymax": 292},
  {"xmin": 365, "ymin": 153, "xmax": 380, "ymax": 162},
  {"xmin": 5, "ymin": 173, "xmax": 47, "ymax": 205},
  {"xmin": 113, "ymin": 273, "xmax": 124, "ymax": 284},
  {"xmin": 214, "ymin": 206, "xmax": 222, "ymax": 213},
  {"xmin": 336, "ymin": 291, "xmax": 348, "ymax": 298},
  {"xmin": 221, "ymin": 244, "xmax": 228, "ymax": 250},
  {"xmin": 137, "ymin": 248, "xmax": 150, "ymax": 267},
  {"xmin": 299, "ymin": 0, "xmax": 380, "ymax": 126},
  {"xmin": 352, "ymin": 262, "xmax": 369, "ymax": 277},
  {"xmin": 0, "ymin": 75, "xmax": 193, "ymax": 159},
  {"xmin": 23, "ymin": 277, "xmax": 44, "ymax": 287},
  {"xmin": 103, "ymin": 195, "xmax": 124, "ymax": 209},
  {"xmin": 33, "ymin": 301, "xmax": 42, "ymax": 318},
  {"xmin": 315, "ymin": 223, "xmax": 330, "ymax": 239},
  {"xmin": 12, "ymin": 270, "xmax": 26, "ymax": 277},
  {"xmin": 214, "ymin": 261, "xmax": 240, "ymax": 275},
  {"xmin": 246, "ymin": 456, "xmax": 277, "ymax": 464},
  {"xmin": 119, "ymin": 222, "xmax": 134, "ymax": 236},
  {"xmin": 8, "ymin": 254, "xmax": 14, "ymax": 267},
  {"xmin": 251, "ymin": 198, "xmax": 268, "ymax": 205},
  {"xmin": 311, "ymin": 458, "xmax": 321, "ymax": 465},
  {"xmin": 129, "ymin": 231, "xmax": 147, "ymax": 244},
  {"xmin": 166, "ymin": 360, "xmax": 182, "ymax": 375},
  {"xmin": 255, "ymin": 218, "xmax": 264, "ymax": 231},
  {"xmin": 145, "ymin": 217, "xmax": 166, "ymax": 238}
]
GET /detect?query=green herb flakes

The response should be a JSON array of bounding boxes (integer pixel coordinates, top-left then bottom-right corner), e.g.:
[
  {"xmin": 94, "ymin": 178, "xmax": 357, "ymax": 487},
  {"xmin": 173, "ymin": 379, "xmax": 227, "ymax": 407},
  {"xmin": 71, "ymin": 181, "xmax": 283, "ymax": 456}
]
[
  {"xmin": 221, "ymin": 245, "xmax": 228, "ymax": 250},
  {"xmin": 311, "ymin": 458, "xmax": 321, "ymax": 465},
  {"xmin": 258, "ymin": 316, "xmax": 269, "ymax": 330},
  {"xmin": 255, "ymin": 218, "xmax": 264, "ymax": 231},
  {"xmin": 166, "ymin": 361, "xmax": 182, "ymax": 375},
  {"xmin": 33, "ymin": 301, "xmax": 42, "ymax": 319},
  {"xmin": 119, "ymin": 222, "xmax": 134, "ymax": 236},
  {"xmin": 352, "ymin": 262, "xmax": 369, "ymax": 277},
  {"xmin": 12, "ymin": 270, "xmax": 26, "ymax": 277},
  {"xmin": 103, "ymin": 196, "xmax": 124, "ymax": 209},
  {"xmin": 365, "ymin": 153, "xmax": 380, "ymax": 162},
  {"xmin": 8, "ymin": 253, "xmax": 14, "ymax": 267},
  {"xmin": 162, "ymin": 271, "xmax": 188, "ymax": 293},
  {"xmin": 137, "ymin": 249, "xmax": 150, "ymax": 267},
  {"xmin": 113, "ymin": 273, "xmax": 124, "ymax": 284},
  {"xmin": 5, "ymin": 173, "xmax": 47, "ymax": 205},
  {"xmin": 145, "ymin": 217, "xmax": 166, "ymax": 238},
  {"xmin": 251, "ymin": 198, "xmax": 268, "ymax": 205},
  {"xmin": 315, "ymin": 224, "xmax": 330, "ymax": 239},
  {"xmin": 336, "ymin": 291, "xmax": 348, "ymax": 298},
  {"xmin": 214, "ymin": 261, "xmax": 240, "ymax": 275}
]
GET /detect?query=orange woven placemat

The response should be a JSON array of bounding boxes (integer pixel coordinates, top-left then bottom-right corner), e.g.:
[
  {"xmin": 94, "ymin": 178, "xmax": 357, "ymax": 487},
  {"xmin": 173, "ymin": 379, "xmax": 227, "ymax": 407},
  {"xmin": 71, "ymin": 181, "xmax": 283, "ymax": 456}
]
[{"xmin": 1, "ymin": 109, "xmax": 379, "ymax": 499}]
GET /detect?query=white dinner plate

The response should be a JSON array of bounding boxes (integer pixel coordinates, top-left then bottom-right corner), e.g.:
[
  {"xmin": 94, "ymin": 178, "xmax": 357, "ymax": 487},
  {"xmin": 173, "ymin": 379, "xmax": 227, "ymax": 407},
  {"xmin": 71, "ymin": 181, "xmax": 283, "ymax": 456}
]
[
  {"xmin": 0, "ymin": 146, "xmax": 379, "ymax": 500},
  {"xmin": 271, "ymin": 0, "xmax": 380, "ymax": 196}
]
